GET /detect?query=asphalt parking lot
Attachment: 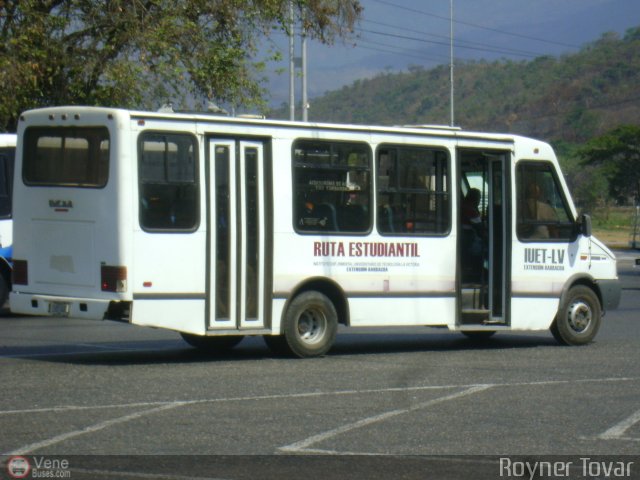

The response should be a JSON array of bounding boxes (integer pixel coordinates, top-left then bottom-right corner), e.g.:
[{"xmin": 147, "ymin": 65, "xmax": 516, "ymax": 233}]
[{"xmin": 1, "ymin": 250, "xmax": 639, "ymax": 479}]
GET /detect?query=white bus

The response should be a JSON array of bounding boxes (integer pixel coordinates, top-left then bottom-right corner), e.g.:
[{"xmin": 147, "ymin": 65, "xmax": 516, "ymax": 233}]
[
  {"xmin": 10, "ymin": 106, "xmax": 621, "ymax": 357},
  {"xmin": 0, "ymin": 133, "xmax": 16, "ymax": 306}
]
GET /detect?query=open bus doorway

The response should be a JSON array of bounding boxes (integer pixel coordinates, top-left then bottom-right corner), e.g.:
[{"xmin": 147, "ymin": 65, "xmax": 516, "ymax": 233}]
[{"xmin": 458, "ymin": 149, "xmax": 510, "ymax": 327}]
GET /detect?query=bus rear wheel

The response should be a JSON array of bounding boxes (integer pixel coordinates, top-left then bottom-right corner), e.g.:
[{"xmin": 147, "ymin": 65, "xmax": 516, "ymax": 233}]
[
  {"xmin": 180, "ymin": 333, "xmax": 244, "ymax": 353},
  {"xmin": 269, "ymin": 291, "xmax": 338, "ymax": 358},
  {"xmin": 550, "ymin": 285, "xmax": 601, "ymax": 346}
]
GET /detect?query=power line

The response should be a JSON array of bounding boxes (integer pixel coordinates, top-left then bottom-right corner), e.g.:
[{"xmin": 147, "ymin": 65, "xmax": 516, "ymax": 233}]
[
  {"xmin": 362, "ymin": 18, "xmax": 551, "ymax": 58},
  {"xmin": 355, "ymin": 43, "xmax": 438, "ymax": 62},
  {"xmin": 356, "ymin": 37, "xmax": 450, "ymax": 63},
  {"xmin": 369, "ymin": 0, "xmax": 582, "ymax": 50},
  {"xmin": 270, "ymin": 18, "xmax": 554, "ymax": 65},
  {"xmin": 357, "ymin": 27, "xmax": 541, "ymax": 59}
]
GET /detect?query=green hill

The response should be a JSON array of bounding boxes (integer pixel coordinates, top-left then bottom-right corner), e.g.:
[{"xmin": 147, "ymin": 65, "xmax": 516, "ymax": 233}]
[{"xmin": 272, "ymin": 27, "xmax": 640, "ymax": 144}]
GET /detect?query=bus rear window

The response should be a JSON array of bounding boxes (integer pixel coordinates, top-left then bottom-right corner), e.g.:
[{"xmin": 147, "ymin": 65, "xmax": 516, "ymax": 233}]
[{"xmin": 23, "ymin": 127, "xmax": 109, "ymax": 187}]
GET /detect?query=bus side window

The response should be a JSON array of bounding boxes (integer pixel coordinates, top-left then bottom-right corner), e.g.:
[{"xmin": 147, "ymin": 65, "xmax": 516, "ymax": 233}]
[
  {"xmin": 138, "ymin": 132, "xmax": 199, "ymax": 231},
  {"xmin": 377, "ymin": 146, "xmax": 449, "ymax": 235},
  {"xmin": 516, "ymin": 162, "xmax": 574, "ymax": 241},
  {"xmin": 293, "ymin": 140, "xmax": 371, "ymax": 234}
]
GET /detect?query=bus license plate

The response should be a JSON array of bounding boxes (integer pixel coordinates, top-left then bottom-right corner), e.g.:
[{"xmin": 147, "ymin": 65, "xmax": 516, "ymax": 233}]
[{"xmin": 49, "ymin": 302, "xmax": 71, "ymax": 317}]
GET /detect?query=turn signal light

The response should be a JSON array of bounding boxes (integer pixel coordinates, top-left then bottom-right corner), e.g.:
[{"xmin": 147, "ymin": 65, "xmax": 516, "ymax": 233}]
[{"xmin": 101, "ymin": 265, "xmax": 127, "ymax": 292}]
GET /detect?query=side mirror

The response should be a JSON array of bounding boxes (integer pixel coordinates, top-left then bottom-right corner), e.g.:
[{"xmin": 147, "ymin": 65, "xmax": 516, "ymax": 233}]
[{"xmin": 579, "ymin": 213, "xmax": 592, "ymax": 238}]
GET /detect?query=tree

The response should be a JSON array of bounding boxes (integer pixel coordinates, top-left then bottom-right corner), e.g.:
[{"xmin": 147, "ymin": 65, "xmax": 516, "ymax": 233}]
[
  {"xmin": 579, "ymin": 125, "xmax": 640, "ymax": 206},
  {"xmin": 0, "ymin": 0, "xmax": 362, "ymax": 131}
]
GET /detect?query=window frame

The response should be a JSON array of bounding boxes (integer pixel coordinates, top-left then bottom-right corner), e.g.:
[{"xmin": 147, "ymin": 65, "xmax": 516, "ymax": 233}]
[
  {"xmin": 137, "ymin": 130, "xmax": 200, "ymax": 233},
  {"xmin": 292, "ymin": 138, "xmax": 373, "ymax": 235},
  {"xmin": 376, "ymin": 143, "xmax": 451, "ymax": 237}
]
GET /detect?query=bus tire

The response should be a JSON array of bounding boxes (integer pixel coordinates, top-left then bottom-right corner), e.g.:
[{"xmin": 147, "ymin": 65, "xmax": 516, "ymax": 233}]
[
  {"xmin": 279, "ymin": 291, "xmax": 338, "ymax": 358},
  {"xmin": 180, "ymin": 333, "xmax": 244, "ymax": 352},
  {"xmin": 550, "ymin": 285, "xmax": 601, "ymax": 346}
]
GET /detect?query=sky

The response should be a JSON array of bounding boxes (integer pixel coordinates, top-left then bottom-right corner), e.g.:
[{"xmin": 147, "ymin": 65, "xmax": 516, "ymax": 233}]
[{"xmin": 263, "ymin": 0, "xmax": 640, "ymax": 110}]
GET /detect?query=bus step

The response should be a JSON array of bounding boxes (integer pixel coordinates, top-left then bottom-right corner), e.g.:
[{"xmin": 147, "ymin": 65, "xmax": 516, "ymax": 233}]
[
  {"xmin": 460, "ymin": 309, "xmax": 490, "ymax": 324},
  {"xmin": 461, "ymin": 288, "xmax": 486, "ymax": 310},
  {"xmin": 483, "ymin": 319, "xmax": 504, "ymax": 325}
]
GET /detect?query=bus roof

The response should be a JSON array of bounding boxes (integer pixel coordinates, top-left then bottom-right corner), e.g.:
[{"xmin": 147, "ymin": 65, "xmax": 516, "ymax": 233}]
[{"xmin": 18, "ymin": 106, "xmax": 538, "ymax": 146}]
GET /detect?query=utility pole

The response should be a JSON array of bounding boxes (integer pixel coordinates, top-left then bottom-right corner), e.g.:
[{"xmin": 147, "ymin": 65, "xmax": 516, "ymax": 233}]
[
  {"xmin": 449, "ymin": 0, "xmax": 455, "ymax": 127},
  {"xmin": 288, "ymin": 2, "xmax": 309, "ymax": 122},
  {"xmin": 302, "ymin": 28, "xmax": 308, "ymax": 122},
  {"xmin": 289, "ymin": 1, "xmax": 295, "ymax": 121}
]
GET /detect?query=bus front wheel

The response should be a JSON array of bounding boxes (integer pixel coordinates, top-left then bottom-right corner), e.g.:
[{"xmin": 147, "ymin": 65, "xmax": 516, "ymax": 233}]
[
  {"xmin": 270, "ymin": 291, "xmax": 338, "ymax": 358},
  {"xmin": 550, "ymin": 285, "xmax": 601, "ymax": 346}
]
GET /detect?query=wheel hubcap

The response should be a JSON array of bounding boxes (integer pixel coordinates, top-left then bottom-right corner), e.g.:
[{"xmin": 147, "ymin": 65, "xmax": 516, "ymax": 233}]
[
  {"xmin": 297, "ymin": 308, "xmax": 327, "ymax": 344},
  {"xmin": 567, "ymin": 300, "xmax": 592, "ymax": 333}
]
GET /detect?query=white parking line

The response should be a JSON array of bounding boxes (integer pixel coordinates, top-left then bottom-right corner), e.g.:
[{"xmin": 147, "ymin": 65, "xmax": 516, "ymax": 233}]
[
  {"xmin": 4, "ymin": 402, "xmax": 188, "ymax": 456},
  {"xmin": 0, "ymin": 383, "xmax": 479, "ymax": 417},
  {"xmin": 0, "ymin": 401, "xmax": 177, "ymax": 416},
  {"xmin": 2, "ymin": 377, "xmax": 638, "ymax": 456},
  {"xmin": 597, "ymin": 408, "xmax": 640, "ymax": 441},
  {"xmin": 279, "ymin": 385, "xmax": 492, "ymax": 454},
  {"xmin": 0, "ymin": 384, "xmax": 482, "ymax": 457}
]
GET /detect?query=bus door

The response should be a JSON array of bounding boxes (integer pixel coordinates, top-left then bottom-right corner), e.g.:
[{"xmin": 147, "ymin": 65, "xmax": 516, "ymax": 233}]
[
  {"xmin": 458, "ymin": 149, "xmax": 510, "ymax": 326},
  {"xmin": 208, "ymin": 139, "xmax": 268, "ymax": 330}
]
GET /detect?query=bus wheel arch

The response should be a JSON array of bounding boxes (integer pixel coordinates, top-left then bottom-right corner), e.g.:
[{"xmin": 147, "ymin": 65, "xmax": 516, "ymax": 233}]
[
  {"xmin": 551, "ymin": 280, "xmax": 602, "ymax": 346},
  {"xmin": 288, "ymin": 277, "xmax": 349, "ymax": 327}
]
